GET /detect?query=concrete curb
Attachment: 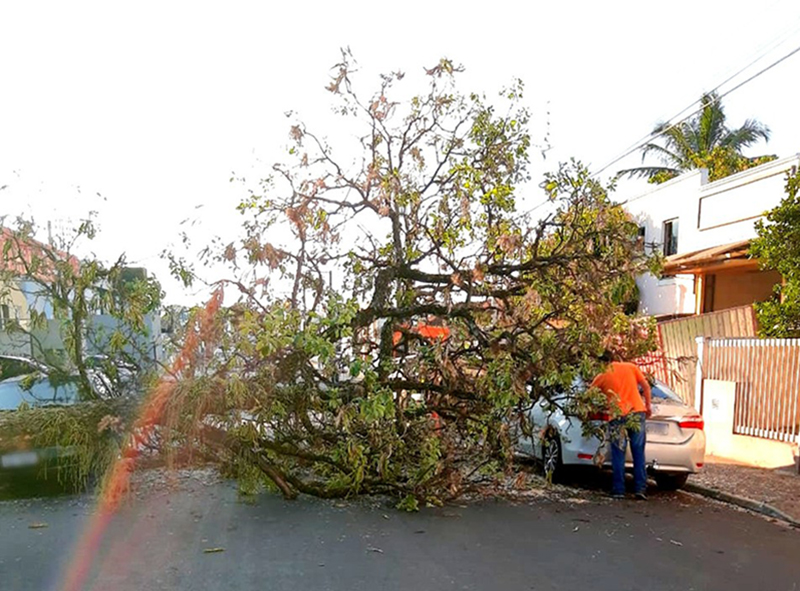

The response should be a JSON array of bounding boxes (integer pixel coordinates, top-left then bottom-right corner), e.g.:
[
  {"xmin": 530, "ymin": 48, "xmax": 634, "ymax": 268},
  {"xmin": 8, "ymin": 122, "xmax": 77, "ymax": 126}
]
[{"xmin": 684, "ymin": 482, "xmax": 800, "ymax": 527}]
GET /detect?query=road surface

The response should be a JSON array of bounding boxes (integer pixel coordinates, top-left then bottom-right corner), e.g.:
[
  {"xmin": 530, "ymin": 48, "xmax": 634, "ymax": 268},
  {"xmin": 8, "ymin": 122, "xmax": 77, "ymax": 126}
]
[{"xmin": 0, "ymin": 478, "xmax": 798, "ymax": 590}]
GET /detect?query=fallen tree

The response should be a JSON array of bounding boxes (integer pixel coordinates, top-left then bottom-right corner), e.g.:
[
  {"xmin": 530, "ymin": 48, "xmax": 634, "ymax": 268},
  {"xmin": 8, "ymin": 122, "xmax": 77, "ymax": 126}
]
[{"xmin": 157, "ymin": 53, "xmax": 658, "ymax": 507}]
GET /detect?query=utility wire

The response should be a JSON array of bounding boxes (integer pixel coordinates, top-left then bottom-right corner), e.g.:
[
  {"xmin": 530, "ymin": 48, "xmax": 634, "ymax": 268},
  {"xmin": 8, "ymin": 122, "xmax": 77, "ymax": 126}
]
[
  {"xmin": 591, "ymin": 37, "xmax": 800, "ymax": 179},
  {"xmin": 514, "ymin": 31, "xmax": 800, "ymax": 223},
  {"xmin": 594, "ymin": 18, "xmax": 800, "ymax": 179}
]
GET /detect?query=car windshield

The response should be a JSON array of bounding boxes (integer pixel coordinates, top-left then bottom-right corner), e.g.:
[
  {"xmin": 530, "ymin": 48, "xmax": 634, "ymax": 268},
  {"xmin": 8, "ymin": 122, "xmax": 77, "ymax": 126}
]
[{"xmin": 0, "ymin": 377, "xmax": 82, "ymax": 411}]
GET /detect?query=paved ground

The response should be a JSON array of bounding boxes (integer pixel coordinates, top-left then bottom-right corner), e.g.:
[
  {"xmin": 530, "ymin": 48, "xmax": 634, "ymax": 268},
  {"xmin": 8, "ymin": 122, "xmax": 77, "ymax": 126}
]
[
  {"xmin": 0, "ymin": 475, "xmax": 798, "ymax": 591},
  {"xmin": 690, "ymin": 456, "xmax": 800, "ymax": 522}
]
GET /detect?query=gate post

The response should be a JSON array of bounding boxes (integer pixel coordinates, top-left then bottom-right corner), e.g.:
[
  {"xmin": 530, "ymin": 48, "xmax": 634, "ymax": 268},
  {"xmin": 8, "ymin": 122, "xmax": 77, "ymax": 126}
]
[{"xmin": 694, "ymin": 336, "xmax": 706, "ymax": 414}]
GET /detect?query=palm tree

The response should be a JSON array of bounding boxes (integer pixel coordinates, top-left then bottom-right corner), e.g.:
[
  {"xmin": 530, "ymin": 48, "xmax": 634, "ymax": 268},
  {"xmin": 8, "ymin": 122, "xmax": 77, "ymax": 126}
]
[{"xmin": 619, "ymin": 92, "xmax": 774, "ymax": 183}]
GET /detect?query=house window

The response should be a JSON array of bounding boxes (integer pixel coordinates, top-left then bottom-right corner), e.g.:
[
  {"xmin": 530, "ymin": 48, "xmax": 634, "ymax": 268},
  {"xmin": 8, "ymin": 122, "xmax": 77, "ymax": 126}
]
[
  {"xmin": 663, "ymin": 219, "xmax": 679, "ymax": 256},
  {"xmin": 0, "ymin": 304, "xmax": 9, "ymax": 329},
  {"xmin": 636, "ymin": 226, "xmax": 646, "ymax": 250}
]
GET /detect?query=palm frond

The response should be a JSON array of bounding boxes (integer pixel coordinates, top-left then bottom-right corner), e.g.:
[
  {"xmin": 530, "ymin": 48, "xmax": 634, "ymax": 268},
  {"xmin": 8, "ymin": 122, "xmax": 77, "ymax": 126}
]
[
  {"xmin": 660, "ymin": 123, "xmax": 696, "ymax": 167},
  {"xmin": 640, "ymin": 142, "xmax": 681, "ymax": 166},
  {"xmin": 696, "ymin": 93, "xmax": 727, "ymax": 155},
  {"xmin": 616, "ymin": 165, "xmax": 680, "ymax": 180},
  {"xmin": 721, "ymin": 119, "xmax": 771, "ymax": 150}
]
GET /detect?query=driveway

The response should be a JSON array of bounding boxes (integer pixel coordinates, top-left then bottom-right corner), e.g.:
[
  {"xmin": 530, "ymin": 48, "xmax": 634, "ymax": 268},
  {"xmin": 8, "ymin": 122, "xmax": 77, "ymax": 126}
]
[{"xmin": 1, "ymin": 478, "xmax": 798, "ymax": 591}]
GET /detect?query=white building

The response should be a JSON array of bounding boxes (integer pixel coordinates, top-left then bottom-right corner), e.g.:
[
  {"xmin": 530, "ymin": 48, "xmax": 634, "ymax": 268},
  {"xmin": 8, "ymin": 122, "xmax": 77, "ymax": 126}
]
[{"xmin": 620, "ymin": 154, "xmax": 799, "ymax": 318}]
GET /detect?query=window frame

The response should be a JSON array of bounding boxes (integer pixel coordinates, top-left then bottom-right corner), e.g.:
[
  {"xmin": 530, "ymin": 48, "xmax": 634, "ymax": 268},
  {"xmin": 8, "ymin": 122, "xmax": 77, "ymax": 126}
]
[{"xmin": 663, "ymin": 218, "xmax": 679, "ymax": 256}]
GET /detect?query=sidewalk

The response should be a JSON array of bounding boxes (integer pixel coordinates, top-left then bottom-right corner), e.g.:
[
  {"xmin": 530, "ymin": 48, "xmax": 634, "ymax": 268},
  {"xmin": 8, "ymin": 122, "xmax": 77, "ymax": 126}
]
[{"xmin": 688, "ymin": 456, "xmax": 800, "ymax": 524}]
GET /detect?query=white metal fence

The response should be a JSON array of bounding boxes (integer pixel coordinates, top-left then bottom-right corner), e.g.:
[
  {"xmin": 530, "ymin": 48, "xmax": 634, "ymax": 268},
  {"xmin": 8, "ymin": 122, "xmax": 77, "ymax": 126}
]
[{"xmin": 703, "ymin": 338, "xmax": 800, "ymax": 443}]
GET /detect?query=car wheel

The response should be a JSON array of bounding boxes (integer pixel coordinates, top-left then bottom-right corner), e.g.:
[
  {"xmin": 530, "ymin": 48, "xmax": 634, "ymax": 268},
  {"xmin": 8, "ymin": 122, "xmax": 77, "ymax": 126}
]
[
  {"xmin": 654, "ymin": 473, "xmax": 689, "ymax": 491},
  {"xmin": 542, "ymin": 433, "xmax": 563, "ymax": 484}
]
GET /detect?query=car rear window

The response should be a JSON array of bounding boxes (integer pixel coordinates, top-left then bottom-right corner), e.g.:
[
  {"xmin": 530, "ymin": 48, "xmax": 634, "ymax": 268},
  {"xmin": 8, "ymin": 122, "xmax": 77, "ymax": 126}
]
[
  {"xmin": 651, "ymin": 383, "xmax": 682, "ymax": 402},
  {"xmin": 0, "ymin": 378, "xmax": 81, "ymax": 410}
]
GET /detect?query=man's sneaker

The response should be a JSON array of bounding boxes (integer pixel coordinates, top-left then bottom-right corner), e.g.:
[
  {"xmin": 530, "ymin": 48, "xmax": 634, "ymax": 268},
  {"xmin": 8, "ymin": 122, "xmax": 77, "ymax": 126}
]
[
  {"xmin": 634, "ymin": 491, "xmax": 648, "ymax": 501},
  {"xmin": 610, "ymin": 492, "xmax": 625, "ymax": 500}
]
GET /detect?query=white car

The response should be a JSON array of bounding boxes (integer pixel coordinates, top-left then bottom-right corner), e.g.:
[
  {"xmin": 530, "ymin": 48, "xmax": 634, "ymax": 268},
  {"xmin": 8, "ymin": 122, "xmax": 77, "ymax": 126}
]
[{"xmin": 517, "ymin": 380, "xmax": 705, "ymax": 490}]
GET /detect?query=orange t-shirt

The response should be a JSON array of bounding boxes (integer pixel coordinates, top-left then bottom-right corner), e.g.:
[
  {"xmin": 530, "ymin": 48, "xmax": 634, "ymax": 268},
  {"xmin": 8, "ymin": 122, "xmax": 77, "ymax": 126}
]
[{"xmin": 590, "ymin": 361, "xmax": 647, "ymax": 416}]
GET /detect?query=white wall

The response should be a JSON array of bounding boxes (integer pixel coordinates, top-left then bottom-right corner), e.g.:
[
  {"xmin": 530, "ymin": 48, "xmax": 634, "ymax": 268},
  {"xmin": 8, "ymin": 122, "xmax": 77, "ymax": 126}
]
[
  {"xmin": 618, "ymin": 155, "xmax": 800, "ymax": 317},
  {"xmin": 621, "ymin": 170, "xmax": 705, "ymax": 316},
  {"xmin": 693, "ymin": 156, "xmax": 799, "ymax": 251},
  {"xmin": 637, "ymin": 273, "xmax": 696, "ymax": 317},
  {"xmin": 90, "ymin": 312, "xmax": 163, "ymax": 364},
  {"xmin": 702, "ymin": 378, "xmax": 797, "ymax": 468}
]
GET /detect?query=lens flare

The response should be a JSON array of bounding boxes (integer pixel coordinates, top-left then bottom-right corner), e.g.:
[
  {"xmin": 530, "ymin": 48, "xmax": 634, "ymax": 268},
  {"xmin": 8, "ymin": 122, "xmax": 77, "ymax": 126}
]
[{"xmin": 60, "ymin": 288, "xmax": 223, "ymax": 591}]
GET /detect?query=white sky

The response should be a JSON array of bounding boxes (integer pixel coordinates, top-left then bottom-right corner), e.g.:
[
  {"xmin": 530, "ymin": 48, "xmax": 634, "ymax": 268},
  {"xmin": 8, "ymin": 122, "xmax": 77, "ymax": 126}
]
[{"xmin": 2, "ymin": 0, "xmax": 800, "ymax": 305}]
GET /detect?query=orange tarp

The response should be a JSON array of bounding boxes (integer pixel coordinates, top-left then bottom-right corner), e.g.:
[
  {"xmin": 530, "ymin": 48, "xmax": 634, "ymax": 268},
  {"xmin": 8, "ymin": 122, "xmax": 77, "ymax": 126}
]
[{"xmin": 393, "ymin": 323, "xmax": 450, "ymax": 345}]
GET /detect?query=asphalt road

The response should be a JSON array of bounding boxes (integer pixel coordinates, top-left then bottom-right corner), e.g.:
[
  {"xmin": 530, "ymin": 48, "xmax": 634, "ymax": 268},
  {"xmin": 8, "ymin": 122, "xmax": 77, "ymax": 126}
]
[{"xmin": 0, "ymin": 479, "xmax": 798, "ymax": 591}]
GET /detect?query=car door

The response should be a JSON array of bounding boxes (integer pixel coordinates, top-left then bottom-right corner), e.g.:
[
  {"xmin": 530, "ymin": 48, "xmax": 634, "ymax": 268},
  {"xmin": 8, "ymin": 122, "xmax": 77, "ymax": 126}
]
[{"xmin": 522, "ymin": 392, "xmax": 575, "ymax": 459}]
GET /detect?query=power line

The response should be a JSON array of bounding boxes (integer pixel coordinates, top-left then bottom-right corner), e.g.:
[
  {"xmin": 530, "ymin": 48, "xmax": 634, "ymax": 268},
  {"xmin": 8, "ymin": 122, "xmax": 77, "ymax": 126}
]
[
  {"xmin": 515, "ymin": 27, "xmax": 800, "ymax": 223},
  {"xmin": 594, "ymin": 19, "xmax": 800, "ymax": 179},
  {"xmin": 591, "ymin": 37, "xmax": 800, "ymax": 179}
]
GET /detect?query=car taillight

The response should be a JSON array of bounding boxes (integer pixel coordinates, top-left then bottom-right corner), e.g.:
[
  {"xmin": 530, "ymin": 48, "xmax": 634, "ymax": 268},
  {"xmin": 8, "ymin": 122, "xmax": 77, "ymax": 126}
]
[
  {"xmin": 587, "ymin": 412, "xmax": 610, "ymax": 421},
  {"xmin": 679, "ymin": 415, "xmax": 704, "ymax": 430}
]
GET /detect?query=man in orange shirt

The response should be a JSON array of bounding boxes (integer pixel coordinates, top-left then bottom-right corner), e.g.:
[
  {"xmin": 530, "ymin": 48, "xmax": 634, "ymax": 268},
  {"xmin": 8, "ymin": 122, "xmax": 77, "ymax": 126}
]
[{"xmin": 591, "ymin": 355, "xmax": 652, "ymax": 500}]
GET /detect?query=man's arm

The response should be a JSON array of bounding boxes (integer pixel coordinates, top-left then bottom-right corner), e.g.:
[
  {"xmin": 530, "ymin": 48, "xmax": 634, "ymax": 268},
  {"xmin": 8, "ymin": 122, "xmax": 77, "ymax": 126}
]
[{"xmin": 634, "ymin": 366, "xmax": 652, "ymax": 417}]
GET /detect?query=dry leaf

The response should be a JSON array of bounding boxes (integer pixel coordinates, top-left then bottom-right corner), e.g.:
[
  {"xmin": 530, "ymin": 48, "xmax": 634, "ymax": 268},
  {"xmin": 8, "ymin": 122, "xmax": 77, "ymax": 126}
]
[
  {"xmin": 28, "ymin": 523, "xmax": 48, "ymax": 529},
  {"xmin": 203, "ymin": 547, "xmax": 225, "ymax": 554}
]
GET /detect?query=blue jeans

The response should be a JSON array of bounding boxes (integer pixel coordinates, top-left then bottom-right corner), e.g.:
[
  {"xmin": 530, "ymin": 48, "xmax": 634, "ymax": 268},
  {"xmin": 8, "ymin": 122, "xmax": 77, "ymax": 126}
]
[{"xmin": 609, "ymin": 412, "xmax": 647, "ymax": 495}]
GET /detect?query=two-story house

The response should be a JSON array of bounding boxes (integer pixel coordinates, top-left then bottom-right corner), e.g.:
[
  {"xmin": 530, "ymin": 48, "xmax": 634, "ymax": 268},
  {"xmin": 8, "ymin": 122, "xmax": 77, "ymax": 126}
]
[{"xmin": 620, "ymin": 154, "xmax": 799, "ymax": 318}]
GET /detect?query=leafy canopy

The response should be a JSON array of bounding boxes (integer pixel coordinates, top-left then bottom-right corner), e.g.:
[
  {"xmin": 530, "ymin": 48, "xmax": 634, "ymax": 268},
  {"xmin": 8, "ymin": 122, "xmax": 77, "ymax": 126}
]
[
  {"xmin": 0, "ymin": 216, "xmax": 162, "ymax": 398},
  {"xmin": 158, "ymin": 53, "xmax": 658, "ymax": 505},
  {"xmin": 751, "ymin": 167, "xmax": 800, "ymax": 337}
]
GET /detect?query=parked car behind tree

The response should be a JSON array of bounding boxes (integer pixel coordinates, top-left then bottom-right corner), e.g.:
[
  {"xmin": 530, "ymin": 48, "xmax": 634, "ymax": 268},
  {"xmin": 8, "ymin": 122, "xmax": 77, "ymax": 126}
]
[
  {"xmin": 517, "ymin": 379, "xmax": 705, "ymax": 490},
  {"xmin": 0, "ymin": 368, "xmax": 136, "ymax": 488}
]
